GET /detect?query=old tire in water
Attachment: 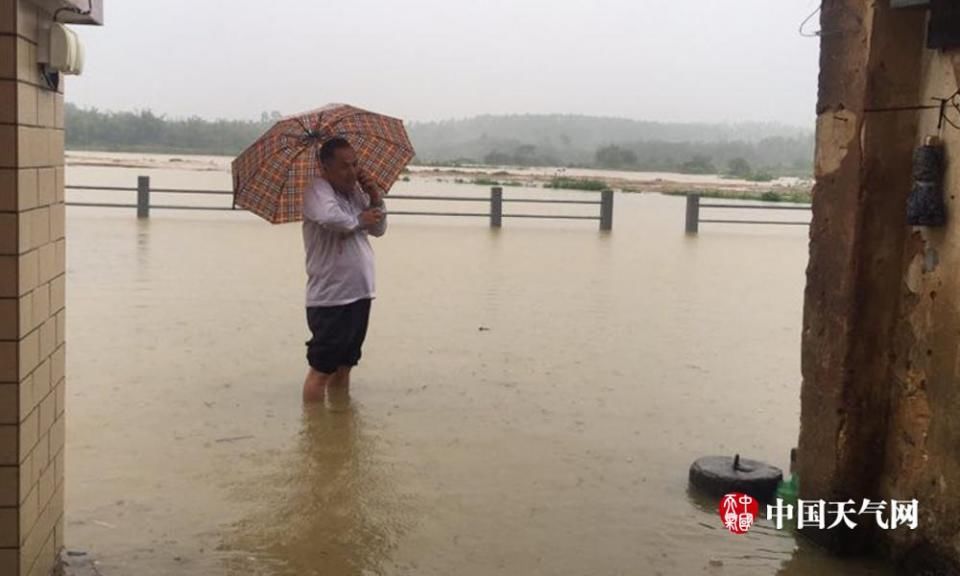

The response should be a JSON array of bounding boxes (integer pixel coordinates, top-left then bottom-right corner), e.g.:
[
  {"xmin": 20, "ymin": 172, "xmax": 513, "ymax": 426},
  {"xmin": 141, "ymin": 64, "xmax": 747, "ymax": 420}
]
[{"xmin": 689, "ymin": 455, "xmax": 783, "ymax": 502}]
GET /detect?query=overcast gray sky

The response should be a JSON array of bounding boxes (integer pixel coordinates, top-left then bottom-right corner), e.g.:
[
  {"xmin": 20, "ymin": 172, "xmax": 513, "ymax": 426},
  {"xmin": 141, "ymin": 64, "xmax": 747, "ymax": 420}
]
[{"xmin": 66, "ymin": 0, "xmax": 821, "ymax": 126}]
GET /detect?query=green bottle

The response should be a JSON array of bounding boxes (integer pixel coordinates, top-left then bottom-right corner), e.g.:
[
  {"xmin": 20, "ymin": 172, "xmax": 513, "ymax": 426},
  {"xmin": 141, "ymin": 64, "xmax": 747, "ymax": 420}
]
[{"xmin": 776, "ymin": 473, "xmax": 799, "ymax": 507}]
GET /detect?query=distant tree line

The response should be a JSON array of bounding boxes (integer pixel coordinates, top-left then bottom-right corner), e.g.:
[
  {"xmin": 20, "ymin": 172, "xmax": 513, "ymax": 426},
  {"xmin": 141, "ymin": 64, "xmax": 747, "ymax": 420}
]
[
  {"xmin": 476, "ymin": 140, "xmax": 810, "ymax": 177},
  {"xmin": 65, "ymin": 105, "xmax": 813, "ymax": 176},
  {"xmin": 409, "ymin": 114, "xmax": 813, "ymax": 176},
  {"xmin": 591, "ymin": 142, "xmax": 809, "ymax": 178},
  {"xmin": 65, "ymin": 104, "xmax": 281, "ymax": 155}
]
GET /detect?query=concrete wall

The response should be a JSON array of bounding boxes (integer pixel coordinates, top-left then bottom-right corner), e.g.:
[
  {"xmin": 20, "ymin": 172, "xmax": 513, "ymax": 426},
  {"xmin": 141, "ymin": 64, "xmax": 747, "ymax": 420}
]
[
  {"xmin": 0, "ymin": 1, "xmax": 67, "ymax": 575},
  {"xmin": 881, "ymin": 47, "xmax": 960, "ymax": 571},
  {"xmin": 801, "ymin": 1, "xmax": 960, "ymax": 571}
]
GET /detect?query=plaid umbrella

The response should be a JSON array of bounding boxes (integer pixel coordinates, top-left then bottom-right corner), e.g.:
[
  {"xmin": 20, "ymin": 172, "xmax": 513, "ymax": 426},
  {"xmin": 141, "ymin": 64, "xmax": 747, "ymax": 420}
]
[{"xmin": 231, "ymin": 104, "xmax": 415, "ymax": 224}]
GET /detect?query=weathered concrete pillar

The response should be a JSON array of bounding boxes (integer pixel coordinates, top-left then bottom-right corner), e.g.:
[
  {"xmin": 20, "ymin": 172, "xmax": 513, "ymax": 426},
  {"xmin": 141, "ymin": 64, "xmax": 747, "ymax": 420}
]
[{"xmin": 799, "ymin": 0, "xmax": 927, "ymax": 554}]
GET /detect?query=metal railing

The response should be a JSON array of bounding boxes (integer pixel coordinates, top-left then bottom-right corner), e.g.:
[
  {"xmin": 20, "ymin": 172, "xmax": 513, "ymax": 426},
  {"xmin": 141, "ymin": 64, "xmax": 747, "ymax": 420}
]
[
  {"xmin": 684, "ymin": 194, "xmax": 811, "ymax": 234},
  {"xmin": 66, "ymin": 176, "xmax": 614, "ymax": 231}
]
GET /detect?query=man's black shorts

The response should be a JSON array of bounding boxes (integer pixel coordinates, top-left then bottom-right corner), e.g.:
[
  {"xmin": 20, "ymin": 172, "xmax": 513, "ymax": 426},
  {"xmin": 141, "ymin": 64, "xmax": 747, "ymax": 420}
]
[{"xmin": 305, "ymin": 298, "xmax": 372, "ymax": 374}]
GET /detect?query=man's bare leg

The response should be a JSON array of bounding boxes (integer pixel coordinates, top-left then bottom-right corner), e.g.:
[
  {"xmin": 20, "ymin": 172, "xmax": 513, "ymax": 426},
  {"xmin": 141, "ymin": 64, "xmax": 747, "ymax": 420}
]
[
  {"xmin": 331, "ymin": 366, "xmax": 352, "ymax": 388},
  {"xmin": 303, "ymin": 368, "xmax": 332, "ymax": 403},
  {"xmin": 327, "ymin": 366, "xmax": 352, "ymax": 409}
]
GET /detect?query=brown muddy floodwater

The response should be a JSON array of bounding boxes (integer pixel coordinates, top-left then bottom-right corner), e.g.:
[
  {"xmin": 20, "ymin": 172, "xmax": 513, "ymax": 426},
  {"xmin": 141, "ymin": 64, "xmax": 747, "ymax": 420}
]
[{"xmin": 61, "ymin": 160, "xmax": 891, "ymax": 575}]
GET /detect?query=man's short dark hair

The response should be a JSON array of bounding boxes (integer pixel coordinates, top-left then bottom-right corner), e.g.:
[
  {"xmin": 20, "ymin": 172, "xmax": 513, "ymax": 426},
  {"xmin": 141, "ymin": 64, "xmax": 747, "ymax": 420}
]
[{"xmin": 318, "ymin": 137, "xmax": 353, "ymax": 165}]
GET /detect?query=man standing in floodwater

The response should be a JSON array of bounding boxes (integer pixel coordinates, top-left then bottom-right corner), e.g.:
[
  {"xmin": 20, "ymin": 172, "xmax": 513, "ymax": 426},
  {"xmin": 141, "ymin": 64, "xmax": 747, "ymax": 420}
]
[{"xmin": 301, "ymin": 137, "xmax": 387, "ymax": 404}]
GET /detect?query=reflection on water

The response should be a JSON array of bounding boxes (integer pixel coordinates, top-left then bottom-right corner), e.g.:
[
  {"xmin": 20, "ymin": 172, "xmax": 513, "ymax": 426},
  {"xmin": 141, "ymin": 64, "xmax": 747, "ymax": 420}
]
[{"xmin": 221, "ymin": 403, "xmax": 409, "ymax": 576}]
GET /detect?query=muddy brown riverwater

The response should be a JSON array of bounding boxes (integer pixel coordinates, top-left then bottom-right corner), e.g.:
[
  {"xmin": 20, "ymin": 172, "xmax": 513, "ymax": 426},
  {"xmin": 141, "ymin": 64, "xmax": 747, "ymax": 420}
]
[{"xmin": 61, "ymin": 160, "xmax": 890, "ymax": 575}]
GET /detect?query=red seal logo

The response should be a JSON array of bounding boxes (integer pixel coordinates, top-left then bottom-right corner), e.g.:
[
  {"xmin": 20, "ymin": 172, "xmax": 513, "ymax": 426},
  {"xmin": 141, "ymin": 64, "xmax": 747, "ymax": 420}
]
[{"xmin": 719, "ymin": 493, "xmax": 758, "ymax": 534}]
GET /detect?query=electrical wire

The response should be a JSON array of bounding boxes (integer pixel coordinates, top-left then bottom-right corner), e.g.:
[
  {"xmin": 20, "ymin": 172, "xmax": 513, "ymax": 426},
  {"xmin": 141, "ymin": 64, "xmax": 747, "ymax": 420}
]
[
  {"xmin": 864, "ymin": 90, "xmax": 960, "ymax": 133},
  {"xmin": 53, "ymin": 0, "xmax": 93, "ymax": 23},
  {"xmin": 799, "ymin": 5, "xmax": 822, "ymax": 37},
  {"xmin": 799, "ymin": 2, "xmax": 864, "ymax": 38}
]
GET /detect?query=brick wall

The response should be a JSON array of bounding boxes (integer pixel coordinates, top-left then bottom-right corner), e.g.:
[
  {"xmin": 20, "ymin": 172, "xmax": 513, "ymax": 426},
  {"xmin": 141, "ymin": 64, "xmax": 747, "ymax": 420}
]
[{"xmin": 0, "ymin": 1, "xmax": 67, "ymax": 574}]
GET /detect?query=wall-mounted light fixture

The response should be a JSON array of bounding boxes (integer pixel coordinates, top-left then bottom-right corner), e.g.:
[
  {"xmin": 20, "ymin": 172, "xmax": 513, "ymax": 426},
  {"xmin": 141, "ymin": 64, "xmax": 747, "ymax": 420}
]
[
  {"xmin": 31, "ymin": 1, "xmax": 102, "ymax": 90},
  {"xmin": 907, "ymin": 136, "xmax": 948, "ymax": 227}
]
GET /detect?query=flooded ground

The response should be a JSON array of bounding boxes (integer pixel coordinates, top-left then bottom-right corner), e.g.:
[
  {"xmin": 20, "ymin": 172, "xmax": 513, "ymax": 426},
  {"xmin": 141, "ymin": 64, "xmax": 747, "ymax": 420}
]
[{"xmin": 61, "ymin": 160, "xmax": 889, "ymax": 575}]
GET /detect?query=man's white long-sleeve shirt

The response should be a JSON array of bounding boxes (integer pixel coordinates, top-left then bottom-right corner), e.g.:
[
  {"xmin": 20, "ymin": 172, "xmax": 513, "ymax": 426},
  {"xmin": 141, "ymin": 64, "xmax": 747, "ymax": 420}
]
[{"xmin": 302, "ymin": 178, "xmax": 386, "ymax": 307}]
